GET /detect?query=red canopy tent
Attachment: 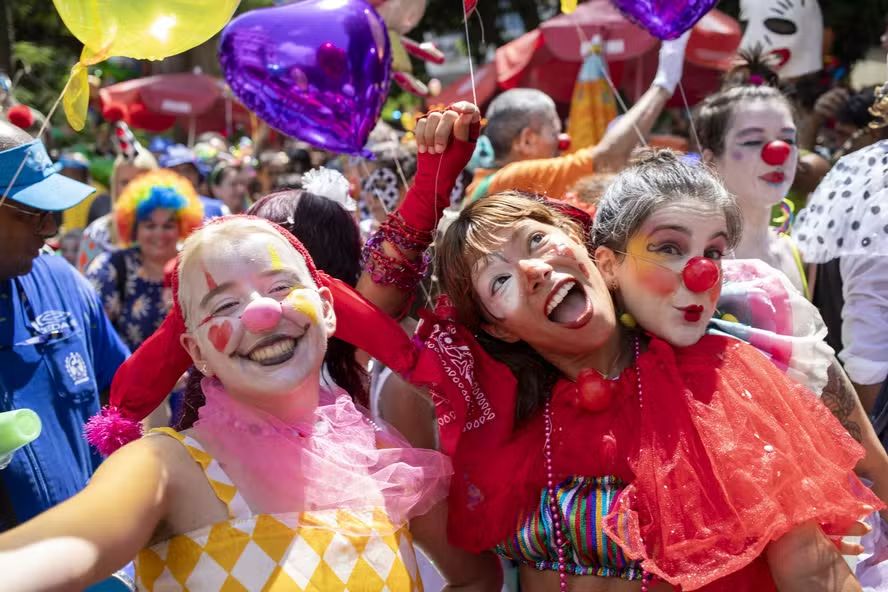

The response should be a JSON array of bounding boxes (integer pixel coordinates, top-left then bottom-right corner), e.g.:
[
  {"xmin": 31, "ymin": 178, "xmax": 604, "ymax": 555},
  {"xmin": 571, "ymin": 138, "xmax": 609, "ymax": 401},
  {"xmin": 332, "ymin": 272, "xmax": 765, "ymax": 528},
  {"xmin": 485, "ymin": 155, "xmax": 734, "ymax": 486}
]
[
  {"xmin": 436, "ymin": 1, "xmax": 740, "ymax": 110},
  {"xmin": 99, "ymin": 72, "xmax": 252, "ymax": 138}
]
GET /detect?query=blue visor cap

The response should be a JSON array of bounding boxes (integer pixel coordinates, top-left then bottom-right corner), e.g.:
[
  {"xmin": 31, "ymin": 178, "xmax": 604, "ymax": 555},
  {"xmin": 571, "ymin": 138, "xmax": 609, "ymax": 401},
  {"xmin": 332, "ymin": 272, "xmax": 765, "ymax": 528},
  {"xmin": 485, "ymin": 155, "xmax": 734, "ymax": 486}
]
[{"xmin": 0, "ymin": 140, "xmax": 95, "ymax": 211}]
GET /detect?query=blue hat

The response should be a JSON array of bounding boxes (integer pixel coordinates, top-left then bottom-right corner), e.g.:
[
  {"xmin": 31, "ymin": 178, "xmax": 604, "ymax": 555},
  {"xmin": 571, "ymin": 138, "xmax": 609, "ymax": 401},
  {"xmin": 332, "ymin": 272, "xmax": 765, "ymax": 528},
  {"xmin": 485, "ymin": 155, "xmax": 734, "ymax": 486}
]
[
  {"xmin": 158, "ymin": 144, "xmax": 198, "ymax": 169},
  {"xmin": 148, "ymin": 136, "xmax": 174, "ymax": 156},
  {"xmin": 159, "ymin": 144, "xmax": 209, "ymax": 179},
  {"xmin": 57, "ymin": 152, "xmax": 90, "ymax": 170},
  {"xmin": 0, "ymin": 140, "xmax": 95, "ymax": 211}
]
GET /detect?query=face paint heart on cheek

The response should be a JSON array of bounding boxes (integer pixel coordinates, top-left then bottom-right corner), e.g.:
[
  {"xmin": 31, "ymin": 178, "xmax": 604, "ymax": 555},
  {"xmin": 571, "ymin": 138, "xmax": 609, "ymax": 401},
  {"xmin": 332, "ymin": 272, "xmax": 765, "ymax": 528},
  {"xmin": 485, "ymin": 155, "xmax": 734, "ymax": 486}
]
[{"xmin": 208, "ymin": 320, "xmax": 234, "ymax": 353}]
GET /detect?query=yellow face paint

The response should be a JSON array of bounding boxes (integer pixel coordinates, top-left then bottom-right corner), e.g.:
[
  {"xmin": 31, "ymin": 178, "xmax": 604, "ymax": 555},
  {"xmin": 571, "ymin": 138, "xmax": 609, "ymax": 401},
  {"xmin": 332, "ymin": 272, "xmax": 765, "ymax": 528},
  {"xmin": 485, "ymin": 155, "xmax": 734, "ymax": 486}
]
[
  {"xmin": 625, "ymin": 235, "xmax": 680, "ymax": 296},
  {"xmin": 284, "ymin": 289, "xmax": 319, "ymax": 324},
  {"xmin": 267, "ymin": 243, "xmax": 283, "ymax": 271}
]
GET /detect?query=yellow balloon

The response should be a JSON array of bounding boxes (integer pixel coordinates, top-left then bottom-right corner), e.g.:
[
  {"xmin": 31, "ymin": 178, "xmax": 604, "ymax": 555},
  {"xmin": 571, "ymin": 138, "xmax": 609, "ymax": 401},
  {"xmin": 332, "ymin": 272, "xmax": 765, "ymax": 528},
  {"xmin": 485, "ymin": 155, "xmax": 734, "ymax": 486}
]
[
  {"xmin": 63, "ymin": 63, "xmax": 89, "ymax": 131},
  {"xmin": 561, "ymin": 0, "xmax": 577, "ymax": 13},
  {"xmin": 52, "ymin": 0, "xmax": 240, "ymax": 61}
]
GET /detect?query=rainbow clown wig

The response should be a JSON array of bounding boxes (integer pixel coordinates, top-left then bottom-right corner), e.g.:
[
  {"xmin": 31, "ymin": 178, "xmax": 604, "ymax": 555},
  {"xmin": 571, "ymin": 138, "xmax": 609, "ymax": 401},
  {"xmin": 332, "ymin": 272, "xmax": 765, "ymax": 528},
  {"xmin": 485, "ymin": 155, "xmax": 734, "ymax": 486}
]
[{"xmin": 114, "ymin": 169, "xmax": 204, "ymax": 246}]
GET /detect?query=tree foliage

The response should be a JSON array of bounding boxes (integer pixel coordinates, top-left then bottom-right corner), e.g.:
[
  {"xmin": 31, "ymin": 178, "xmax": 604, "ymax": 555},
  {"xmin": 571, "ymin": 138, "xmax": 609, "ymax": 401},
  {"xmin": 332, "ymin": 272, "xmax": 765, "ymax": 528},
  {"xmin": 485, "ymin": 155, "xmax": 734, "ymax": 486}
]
[{"xmin": 6, "ymin": 0, "xmax": 888, "ymax": 124}]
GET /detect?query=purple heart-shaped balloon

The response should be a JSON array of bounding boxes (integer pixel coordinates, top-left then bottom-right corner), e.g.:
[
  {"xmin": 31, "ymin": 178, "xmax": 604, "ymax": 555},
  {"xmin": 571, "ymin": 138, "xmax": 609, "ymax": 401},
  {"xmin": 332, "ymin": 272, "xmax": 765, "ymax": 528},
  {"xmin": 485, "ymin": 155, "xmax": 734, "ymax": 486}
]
[
  {"xmin": 611, "ymin": 0, "xmax": 717, "ymax": 40},
  {"xmin": 219, "ymin": 0, "xmax": 391, "ymax": 156}
]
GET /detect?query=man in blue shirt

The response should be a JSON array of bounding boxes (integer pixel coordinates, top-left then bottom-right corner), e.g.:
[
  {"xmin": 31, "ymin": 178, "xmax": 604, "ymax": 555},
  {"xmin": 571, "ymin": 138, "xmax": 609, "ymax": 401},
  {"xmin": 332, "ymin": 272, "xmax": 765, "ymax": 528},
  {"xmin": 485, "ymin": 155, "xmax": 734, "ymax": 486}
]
[{"xmin": 0, "ymin": 120, "xmax": 130, "ymax": 530}]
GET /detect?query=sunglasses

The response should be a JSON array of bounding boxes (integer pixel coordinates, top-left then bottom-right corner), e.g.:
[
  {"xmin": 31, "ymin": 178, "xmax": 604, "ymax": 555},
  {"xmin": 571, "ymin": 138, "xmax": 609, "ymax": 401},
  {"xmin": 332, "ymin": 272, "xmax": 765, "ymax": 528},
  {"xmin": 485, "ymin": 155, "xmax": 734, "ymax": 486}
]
[{"xmin": 0, "ymin": 199, "xmax": 55, "ymax": 231}]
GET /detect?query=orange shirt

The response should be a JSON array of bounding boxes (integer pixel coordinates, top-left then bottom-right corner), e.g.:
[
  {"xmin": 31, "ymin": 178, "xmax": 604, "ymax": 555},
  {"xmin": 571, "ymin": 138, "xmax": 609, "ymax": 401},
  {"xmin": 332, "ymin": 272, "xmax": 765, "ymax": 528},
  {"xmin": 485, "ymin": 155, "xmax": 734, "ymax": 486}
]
[{"xmin": 466, "ymin": 147, "xmax": 596, "ymax": 201}]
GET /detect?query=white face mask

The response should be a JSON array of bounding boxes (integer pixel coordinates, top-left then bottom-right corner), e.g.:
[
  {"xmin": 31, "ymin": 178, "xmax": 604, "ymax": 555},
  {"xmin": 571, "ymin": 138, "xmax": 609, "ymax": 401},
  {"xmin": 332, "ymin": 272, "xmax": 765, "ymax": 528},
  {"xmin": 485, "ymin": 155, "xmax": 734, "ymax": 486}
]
[{"xmin": 739, "ymin": 0, "xmax": 823, "ymax": 79}]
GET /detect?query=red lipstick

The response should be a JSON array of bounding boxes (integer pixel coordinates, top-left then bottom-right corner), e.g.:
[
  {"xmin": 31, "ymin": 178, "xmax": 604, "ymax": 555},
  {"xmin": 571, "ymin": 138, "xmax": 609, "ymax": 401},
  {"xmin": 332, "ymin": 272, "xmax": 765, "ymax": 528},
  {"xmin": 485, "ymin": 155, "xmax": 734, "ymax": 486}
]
[
  {"xmin": 760, "ymin": 171, "xmax": 785, "ymax": 184},
  {"xmin": 679, "ymin": 305, "xmax": 704, "ymax": 322}
]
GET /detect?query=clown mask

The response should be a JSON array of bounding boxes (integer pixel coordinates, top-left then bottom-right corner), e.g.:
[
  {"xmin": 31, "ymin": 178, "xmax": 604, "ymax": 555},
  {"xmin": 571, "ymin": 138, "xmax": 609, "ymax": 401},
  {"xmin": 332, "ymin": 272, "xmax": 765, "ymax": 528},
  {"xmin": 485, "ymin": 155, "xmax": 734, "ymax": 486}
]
[{"xmin": 740, "ymin": 0, "xmax": 823, "ymax": 79}]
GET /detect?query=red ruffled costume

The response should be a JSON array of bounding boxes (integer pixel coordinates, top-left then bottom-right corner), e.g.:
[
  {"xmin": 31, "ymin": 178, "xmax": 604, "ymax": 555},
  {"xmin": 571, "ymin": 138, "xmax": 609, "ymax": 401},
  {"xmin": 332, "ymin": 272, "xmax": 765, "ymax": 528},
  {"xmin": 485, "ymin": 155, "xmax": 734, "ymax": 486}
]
[
  {"xmin": 336, "ymin": 295, "xmax": 882, "ymax": 590},
  {"xmin": 330, "ymin": 132, "xmax": 883, "ymax": 588}
]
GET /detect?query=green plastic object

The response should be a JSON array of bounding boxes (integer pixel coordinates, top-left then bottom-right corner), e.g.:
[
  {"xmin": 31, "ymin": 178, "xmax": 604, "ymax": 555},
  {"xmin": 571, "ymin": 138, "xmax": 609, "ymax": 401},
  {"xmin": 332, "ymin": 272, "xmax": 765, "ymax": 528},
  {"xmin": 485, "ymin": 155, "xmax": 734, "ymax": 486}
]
[{"xmin": 0, "ymin": 409, "xmax": 42, "ymax": 457}]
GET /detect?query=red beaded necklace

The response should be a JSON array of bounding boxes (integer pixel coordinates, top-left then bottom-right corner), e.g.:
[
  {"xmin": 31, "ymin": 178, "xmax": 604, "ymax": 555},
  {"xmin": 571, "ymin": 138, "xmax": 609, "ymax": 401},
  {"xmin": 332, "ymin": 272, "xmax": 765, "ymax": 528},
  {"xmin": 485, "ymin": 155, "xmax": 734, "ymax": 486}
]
[{"xmin": 543, "ymin": 337, "xmax": 655, "ymax": 591}]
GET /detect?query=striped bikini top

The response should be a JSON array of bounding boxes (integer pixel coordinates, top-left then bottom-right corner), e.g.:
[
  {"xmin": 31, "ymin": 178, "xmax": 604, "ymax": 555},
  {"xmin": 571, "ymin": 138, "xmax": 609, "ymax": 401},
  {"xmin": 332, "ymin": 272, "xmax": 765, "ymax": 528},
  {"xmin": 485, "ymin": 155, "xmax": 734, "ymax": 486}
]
[
  {"xmin": 494, "ymin": 475, "xmax": 643, "ymax": 580},
  {"xmin": 135, "ymin": 428, "xmax": 424, "ymax": 591}
]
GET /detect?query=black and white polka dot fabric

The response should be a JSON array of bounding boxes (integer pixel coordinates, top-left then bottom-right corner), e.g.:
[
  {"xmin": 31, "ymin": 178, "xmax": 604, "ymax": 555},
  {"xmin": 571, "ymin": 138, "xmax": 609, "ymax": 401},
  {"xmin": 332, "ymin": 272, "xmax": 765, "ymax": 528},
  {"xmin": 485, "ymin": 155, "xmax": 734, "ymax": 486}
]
[
  {"xmin": 359, "ymin": 167, "xmax": 400, "ymax": 219},
  {"xmin": 794, "ymin": 140, "xmax": 888, "ymax": 263}
]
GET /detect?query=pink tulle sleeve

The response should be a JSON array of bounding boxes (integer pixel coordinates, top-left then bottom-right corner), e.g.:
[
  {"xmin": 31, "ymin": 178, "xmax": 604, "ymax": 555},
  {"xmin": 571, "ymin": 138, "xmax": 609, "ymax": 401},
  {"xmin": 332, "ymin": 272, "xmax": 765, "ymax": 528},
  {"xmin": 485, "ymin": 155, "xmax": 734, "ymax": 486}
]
[{"xmin": 713, "ymin": 259, "xmax": 833, "ymax": 395}]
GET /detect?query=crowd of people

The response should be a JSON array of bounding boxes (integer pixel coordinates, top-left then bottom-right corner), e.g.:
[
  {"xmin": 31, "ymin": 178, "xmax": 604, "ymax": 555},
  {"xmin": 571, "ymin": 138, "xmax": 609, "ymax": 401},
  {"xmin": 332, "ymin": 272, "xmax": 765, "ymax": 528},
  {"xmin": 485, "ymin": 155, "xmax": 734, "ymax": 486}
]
[{"xmin": 0, "ymin": 6, "xmax": 887, "ymax": 592}]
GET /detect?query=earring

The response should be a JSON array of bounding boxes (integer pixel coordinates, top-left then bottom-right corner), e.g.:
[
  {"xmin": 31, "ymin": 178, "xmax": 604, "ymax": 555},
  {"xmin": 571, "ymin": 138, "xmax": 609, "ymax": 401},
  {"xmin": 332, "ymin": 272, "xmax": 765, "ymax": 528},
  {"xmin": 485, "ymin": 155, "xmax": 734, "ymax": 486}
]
[
  {"xmin": 197, "ymin": 362, "xmax": 208, "ymax": 375},
  {"xmin": 619, "ymin": 312, "xmax": 637, "ymax": 329}
]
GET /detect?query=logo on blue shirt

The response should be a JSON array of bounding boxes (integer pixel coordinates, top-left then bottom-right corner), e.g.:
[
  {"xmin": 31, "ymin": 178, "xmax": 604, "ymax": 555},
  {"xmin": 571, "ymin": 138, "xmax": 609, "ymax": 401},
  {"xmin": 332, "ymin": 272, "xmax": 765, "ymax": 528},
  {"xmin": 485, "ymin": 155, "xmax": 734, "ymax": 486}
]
[
  {"xmin": 65, "ymin": 352, "xmax": 90, "ymax": 386},
  {"xmin": 31, "ymin": 310, "xmax": 75, "ymax": 336}
]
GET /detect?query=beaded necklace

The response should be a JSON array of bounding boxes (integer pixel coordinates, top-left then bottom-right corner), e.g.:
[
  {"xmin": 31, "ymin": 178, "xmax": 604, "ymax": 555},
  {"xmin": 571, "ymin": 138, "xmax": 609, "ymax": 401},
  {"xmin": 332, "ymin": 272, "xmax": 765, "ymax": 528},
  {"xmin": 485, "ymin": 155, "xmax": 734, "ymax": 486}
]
[{"xmin": 543, "ymin": 337, "xmax": 655, "ymax": 591}]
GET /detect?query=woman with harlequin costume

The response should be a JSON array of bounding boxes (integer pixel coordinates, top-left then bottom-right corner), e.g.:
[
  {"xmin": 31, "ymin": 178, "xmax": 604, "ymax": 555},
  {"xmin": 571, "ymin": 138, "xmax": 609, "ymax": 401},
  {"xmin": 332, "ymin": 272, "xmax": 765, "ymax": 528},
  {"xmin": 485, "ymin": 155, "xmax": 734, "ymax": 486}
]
[
  {"xmin": 0, "ymin": 215, "xmax": 501, "ymax": 590},
  {"xmin": 344, "ymin": 103, "xmax": 886, "ymax": 590}
]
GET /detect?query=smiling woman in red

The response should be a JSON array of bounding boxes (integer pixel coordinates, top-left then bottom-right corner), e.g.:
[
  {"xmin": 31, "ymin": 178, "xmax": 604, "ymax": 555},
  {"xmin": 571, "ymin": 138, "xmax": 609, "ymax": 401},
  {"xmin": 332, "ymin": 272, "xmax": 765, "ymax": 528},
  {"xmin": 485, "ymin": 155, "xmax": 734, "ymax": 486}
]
[{"xmin": 346, "ymin": 102, "xmax": 883, "ymax": 591}]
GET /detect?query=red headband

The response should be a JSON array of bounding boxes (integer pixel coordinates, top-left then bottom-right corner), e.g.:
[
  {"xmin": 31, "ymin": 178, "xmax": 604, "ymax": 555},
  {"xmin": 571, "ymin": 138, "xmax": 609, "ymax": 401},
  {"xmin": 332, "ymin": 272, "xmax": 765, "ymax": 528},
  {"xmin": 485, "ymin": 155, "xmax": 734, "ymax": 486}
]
[{"xmin": 85, "ymin": 215, "xmax": 331, "ymax": 455}]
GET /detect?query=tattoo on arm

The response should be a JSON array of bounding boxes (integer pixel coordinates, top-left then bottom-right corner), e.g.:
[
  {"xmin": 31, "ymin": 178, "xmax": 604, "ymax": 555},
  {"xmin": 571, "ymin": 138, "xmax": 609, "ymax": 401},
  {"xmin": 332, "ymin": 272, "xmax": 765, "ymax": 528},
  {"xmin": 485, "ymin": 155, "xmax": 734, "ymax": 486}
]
[{"xmin": 821, "ymin": 359, "xmax": 863, "ymax": 442}]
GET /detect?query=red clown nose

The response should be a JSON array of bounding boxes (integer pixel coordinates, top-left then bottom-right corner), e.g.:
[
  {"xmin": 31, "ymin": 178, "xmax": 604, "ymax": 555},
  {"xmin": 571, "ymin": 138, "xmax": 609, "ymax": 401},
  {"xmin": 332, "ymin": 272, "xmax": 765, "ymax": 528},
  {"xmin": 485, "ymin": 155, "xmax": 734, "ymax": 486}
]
[
  {"xmin": 558, "ymin": 133, "xmax": 572, "ymax": 152},
  {"xmin": 761, "ymin": 140, "xmax": 792, "ymax": 166},
  {"xmin": 682, "ymin": 257, "xmax": 720, "ymax": 293}
]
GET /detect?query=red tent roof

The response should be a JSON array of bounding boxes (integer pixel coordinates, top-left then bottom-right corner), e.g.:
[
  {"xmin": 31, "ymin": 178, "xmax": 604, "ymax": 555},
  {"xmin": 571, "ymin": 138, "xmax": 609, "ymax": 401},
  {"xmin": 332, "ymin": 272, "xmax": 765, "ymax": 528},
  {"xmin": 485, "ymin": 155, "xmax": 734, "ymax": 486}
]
[
  {"xmin": 436, "ymin": 1, "xmax": 740, "ymax": 108},
  {"xmin": 99, "ymin": 73, "xmax": 252, "ymax": 135}
]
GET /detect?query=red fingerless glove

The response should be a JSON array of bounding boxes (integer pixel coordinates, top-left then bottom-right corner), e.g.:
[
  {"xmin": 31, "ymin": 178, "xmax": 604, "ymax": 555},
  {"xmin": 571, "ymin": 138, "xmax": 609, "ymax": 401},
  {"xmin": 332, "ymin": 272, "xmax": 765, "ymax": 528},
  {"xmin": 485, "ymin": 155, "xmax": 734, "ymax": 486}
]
[{"xmin": 397, "ymin": 124, "xmax": 479, "ymax": 232}]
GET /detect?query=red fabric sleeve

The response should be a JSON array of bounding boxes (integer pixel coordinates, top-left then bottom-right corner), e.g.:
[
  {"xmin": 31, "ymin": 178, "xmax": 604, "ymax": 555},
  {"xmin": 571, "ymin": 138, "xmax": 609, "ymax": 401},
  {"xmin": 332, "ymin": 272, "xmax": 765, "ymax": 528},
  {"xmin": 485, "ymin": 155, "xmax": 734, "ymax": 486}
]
[
  {"xmin": 397, "ymin": 127, "xmax": 479, "ymax": 232},
  {"xmin": 325, "ymin": 276, "xmax": 418, "ymax": 376}
]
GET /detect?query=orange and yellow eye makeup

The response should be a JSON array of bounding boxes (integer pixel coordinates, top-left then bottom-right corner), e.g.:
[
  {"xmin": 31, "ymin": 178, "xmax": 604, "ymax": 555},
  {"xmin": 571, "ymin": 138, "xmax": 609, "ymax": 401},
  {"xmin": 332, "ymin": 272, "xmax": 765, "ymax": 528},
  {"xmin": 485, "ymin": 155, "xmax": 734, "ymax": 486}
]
[
  {"xmin": 283, "ymin": 289, "xmax": 319, "ymax": 324},
  {"xmin": 624, "ymin": 236, "xmax": 680, "ymax": 296}
]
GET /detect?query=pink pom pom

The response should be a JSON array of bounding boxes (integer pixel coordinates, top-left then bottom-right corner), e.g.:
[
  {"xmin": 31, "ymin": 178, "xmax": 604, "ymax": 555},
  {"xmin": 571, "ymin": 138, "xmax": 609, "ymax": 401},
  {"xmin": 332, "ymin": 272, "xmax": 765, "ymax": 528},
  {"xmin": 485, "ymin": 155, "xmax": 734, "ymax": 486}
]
[
  {"xmin": 7, "ymin": 104, "xmax": 34, "ymax": 129},
  {"xmin": 84, "ymin": 406, "xmax": 143, "ymax": 456}
]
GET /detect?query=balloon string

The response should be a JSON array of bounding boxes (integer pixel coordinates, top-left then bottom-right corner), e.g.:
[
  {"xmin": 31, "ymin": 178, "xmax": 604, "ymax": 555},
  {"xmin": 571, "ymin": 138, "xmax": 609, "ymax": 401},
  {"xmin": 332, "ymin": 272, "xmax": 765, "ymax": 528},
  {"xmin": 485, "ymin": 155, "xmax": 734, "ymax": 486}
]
[
  {"xmin": 570, "ymin": 19, "xmax": 647, "ymax": 147},
  {"xmin": 1, "ymin": 70, "xmax": 74, "ymax": 206},
  {"xmin": 463, "ymin": 4, "xmax": 478, "ymax": 106},
  {"xmin": 357, "ymin": 159, "xmax": 391, "ymax": 216},
  {"xmin": 392, "ymin": 153, "xmax": 410, "ymax": 192},
  {"xmin": 475, "ymin": 8, "xmax": 486, "ymax": 47},
  {"xmin": 677, "ymin": 80, "xmax": 700, "ymax": 153}
]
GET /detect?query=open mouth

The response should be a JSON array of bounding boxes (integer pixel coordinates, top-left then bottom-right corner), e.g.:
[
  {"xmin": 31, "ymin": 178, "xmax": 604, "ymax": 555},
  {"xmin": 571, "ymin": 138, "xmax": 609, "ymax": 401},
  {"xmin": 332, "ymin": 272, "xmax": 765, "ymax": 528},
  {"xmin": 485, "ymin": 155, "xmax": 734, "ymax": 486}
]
[
  {"xmin": 760, "ymin": 171, "xmax": 785, "ymax": 184},
  {"xmin": 242, "ymin": 335, "xmax": 300, "ymax": 366},
  {"xmin": 545, "ymin": 279, "xmax": 593, "ymax": 328},
  {"xmin": 677, "ymin": 305, "xmax": 704, "ymax": 323}
]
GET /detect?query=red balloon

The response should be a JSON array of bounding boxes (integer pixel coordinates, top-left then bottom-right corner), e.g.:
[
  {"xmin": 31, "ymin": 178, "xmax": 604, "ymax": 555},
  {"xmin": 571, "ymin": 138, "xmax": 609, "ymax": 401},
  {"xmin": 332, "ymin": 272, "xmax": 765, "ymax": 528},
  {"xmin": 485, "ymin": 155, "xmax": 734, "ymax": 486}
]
[
  {"xmin": 575, "ymin": 369, "xmax": 614, "ymax": 412},
  {"xmin": 682, "ymin": 256, "xmax": 720, "ymax": 293},
  {"xmin": 761, "ymin": 140, "xmax": 791, "ymax": 166}
]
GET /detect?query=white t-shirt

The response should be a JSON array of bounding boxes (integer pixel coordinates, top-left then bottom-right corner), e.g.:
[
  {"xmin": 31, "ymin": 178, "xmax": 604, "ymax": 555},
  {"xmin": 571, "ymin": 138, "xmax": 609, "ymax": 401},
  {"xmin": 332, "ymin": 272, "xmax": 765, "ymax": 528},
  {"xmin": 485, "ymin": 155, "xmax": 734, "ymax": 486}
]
[{"xmin": 839, "ymin": 255, "xmax": 888, "ymax": 385}]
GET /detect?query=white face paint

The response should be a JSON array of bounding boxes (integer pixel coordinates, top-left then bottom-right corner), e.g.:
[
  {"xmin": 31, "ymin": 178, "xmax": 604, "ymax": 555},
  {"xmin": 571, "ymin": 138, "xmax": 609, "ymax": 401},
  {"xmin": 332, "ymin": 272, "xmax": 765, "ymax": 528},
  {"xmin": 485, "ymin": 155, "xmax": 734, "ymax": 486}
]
[
  {"xmin": 180, "ymin": 228, "xmax": 335, "ymax": 412},
  {"xmin": 711, "ymin": 99, "xmax": 798, "ymax": 209},
  {"xmin": 471, "ymin": 220, "xmax": 616, "ymax": 357},
  {"xmin": 740, "ymin": 0, "xmax": 823, "ymax": 79}
]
